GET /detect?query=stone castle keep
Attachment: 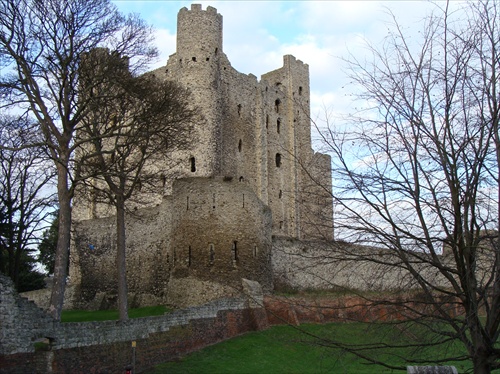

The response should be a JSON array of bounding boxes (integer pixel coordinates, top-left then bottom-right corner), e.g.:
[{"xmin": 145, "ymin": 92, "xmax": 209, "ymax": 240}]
[{"xmin": 69, "ymin": 4, "xmax": 333, "ymax": 309}]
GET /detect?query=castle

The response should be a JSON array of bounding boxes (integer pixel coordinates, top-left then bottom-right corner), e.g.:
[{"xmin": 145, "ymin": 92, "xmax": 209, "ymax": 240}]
[{"xmin": 69, "ymin": 4, "xmax": 333, "ymax": 309}]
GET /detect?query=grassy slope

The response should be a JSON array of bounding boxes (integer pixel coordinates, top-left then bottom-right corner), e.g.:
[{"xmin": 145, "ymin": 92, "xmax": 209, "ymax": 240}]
[{"xmin": 145, "ymin": 322, "xmax": 475, "ymax": 374}]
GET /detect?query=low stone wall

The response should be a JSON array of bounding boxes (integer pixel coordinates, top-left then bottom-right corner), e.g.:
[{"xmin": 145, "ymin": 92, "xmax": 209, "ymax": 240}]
[{"xmin": 0, "ymin": 275, "xmax": 268, "ymax": 374}]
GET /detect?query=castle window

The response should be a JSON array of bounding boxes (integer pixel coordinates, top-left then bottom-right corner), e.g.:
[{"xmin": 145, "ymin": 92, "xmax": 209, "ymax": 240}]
[
  {"xmin": 232, "ymin": 241, "xmax": 238, "ymax": 265},
  {"xmin": 266, "ymin": 114, "xmax": 269, "ymax": 129},
  {"xmin": 275, "ymin": 99, "xmax": 281, "ymax": 113},
  {"xmin": 279, "ymin": 221, "xmax": 284, "ymax": 229},
  {"xmin": 192, "ymin": 56, "xmax": 197, "ymax": 62},
  {"xmin": 237, "ymin": 104, "xmax": 242, "ymax": 117},
  {"xmin": 186, "ymin": 196, "xmax": 189, "ymax": 210},
  {"xmin": 206, "ymin": 57, "xmax": 210, "ymax": 61},
  {"xmin": 275, "ymin": 153, "xmax": 282, "ymax": 167},
  {"xmin": 279, "ymin": 190, "xmax": 283, "ymax": 199},
  {"xmin": 299, "ymin": 86, "xmax": 303, "ymax": 95},
  {"xmin": 238, "ymin": 139, "xmax": 242, "ymax": 152},
  {"xmin": 190, "ymin": 157, "xmax": 196, "ymax": 172},
  {"xmin": 188, "ymin": 246, "xmax": 192, "ymax": 267},
  {"xmin": 254, "ymin": 245, "xmax": 258, "ymax": 258},
  {"xmin": 209, "ymin": 243, "xmax": 215, "ymax": 265},
  {"xmin": 277, "ymin": 118, "xmax": 281, "ymax": 134},
  {"xmin": 215, "ymin": 47, "xmax": 218, "ymax": 54},
  {"xmin": 239, "ymin": 176, "xmax": 244, "ymax": 182},
  {"xmin": 161, "ymin": 174, "xmax": 167, "ymax": 187}
]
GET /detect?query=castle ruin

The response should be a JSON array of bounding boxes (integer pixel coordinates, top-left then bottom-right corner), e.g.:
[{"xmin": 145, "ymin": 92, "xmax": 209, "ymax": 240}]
[{"xmin": 69, "ymin": 4, "xmax": 333, "ymax": 309}]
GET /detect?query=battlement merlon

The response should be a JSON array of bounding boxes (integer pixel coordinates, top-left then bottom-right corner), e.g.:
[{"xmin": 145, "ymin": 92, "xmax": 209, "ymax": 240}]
[{"xmin": 180, "ymin": 4, "xmax": 218, "ymax": 14}]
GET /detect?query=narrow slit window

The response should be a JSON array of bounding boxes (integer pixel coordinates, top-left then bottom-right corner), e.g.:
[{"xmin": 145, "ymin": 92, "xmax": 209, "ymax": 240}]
[
  {"xmin": 190, "ymin": 157, "xmax": 196, "ymax": 172},
  {"xmin": 266, "ymin": 114, "xmax": 269, "ymax": 129},
  {"xmin": 237, "ymin": 104, "xmax": 242, "ymax": 116},
  {"xmin": 277, "ymin": 118, "xmax": 281, "ymax": 134},
  {"xmin": 188, "ymin": 246, "xmax": 192, "ymax": 267},
  {"xmin": 238, "ymin": 139, "xmax": 242, "ymax": 152},
  {"xmin": 299, "ymin": 86, "xmax": 303, "ymax": 95},
  {"xmin": 209, "ymin": 243, "xmax": 215, "ymax": 265},
  {"xmin": 279, "ymin": 190, "xmax": 283, "ymax": 199},
  {"xmin": 232, "ymin": 241, "xmax": 238, "ymax": 265},
  {"xmin": 254, "ymin": 245, "xmax": 258, "ymax": 258}
]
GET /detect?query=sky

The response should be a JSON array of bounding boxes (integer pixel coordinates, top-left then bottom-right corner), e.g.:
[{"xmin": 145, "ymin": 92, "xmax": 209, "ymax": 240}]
[{"xmin": 112, "ymin": 1, "xmax": 449, "ymax": 128}]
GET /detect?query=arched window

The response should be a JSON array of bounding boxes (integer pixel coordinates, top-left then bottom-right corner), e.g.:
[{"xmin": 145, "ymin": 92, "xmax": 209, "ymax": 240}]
[
  {"xmin": 275, "ymin": 99, "xmax": 281, "ymax": 113},
  {"xmin": 275, "ymin": 153, "xmax": 282, "ymax": 167}
]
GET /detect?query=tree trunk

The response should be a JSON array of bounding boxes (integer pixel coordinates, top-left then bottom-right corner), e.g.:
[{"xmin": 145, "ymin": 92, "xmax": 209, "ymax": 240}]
[
  {"xmin": 48, "ymin": 163, "xmax": 72, "ymax": 321},
  {"xmin": 116, "ymin": 194, "xmax": 128, "ymax": 321}
]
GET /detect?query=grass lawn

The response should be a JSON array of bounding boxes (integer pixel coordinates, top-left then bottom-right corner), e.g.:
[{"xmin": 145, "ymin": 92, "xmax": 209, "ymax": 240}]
[
  {"xmin": 145, "ymin": 322, "xmax": 476, "ymax": 374},
  {"xmin": 60, "ymin": 305, "xmax": 170, "ymax": 322}
]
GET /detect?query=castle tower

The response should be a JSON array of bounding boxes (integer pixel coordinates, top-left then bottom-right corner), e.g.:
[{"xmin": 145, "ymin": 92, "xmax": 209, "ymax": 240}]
[{"xmin": 164, "ymin": 4, "xmax": 225, "ymax": 177}]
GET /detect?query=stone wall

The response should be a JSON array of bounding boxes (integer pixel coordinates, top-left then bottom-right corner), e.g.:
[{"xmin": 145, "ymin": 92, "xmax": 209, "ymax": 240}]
[
  {"xmin": 0, "ymin": 274, "xmax": 269, "ymax": 374},
  {"xmin": 272, "ymin": 237, "xmax": 450, "ymax": 292}
]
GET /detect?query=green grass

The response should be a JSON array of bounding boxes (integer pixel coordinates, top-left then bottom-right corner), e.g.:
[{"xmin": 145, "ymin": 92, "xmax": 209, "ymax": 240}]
[
  {"xmin": 60, "ymin": 305, "xmax": 170, "ymax": 322},
  {"xmin": 145, "ymin": 322, "xmax": 478, "ymax": 374}
]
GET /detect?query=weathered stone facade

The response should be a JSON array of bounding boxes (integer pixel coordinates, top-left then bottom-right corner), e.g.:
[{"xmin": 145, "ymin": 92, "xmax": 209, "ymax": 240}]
[{"xmin": 70, "ymin": 4, "xmax": 333, "ymax": 308}]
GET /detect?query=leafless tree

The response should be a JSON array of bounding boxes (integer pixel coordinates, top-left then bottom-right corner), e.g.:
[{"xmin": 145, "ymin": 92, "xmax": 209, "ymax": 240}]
[
  {"xmin": 0, "ymin": 116, "xmax": 56, "ymax": 289},
  {"xmin": 294, "ymin": 1, "xmax": 500, "ymax": 372},
  {"xmin": 76, "ymin": 50, "xmax": 197, "ymax": 320},
  {"xmin": 0, "ymin": 0, "xmax": 157, "ymax": 320}
]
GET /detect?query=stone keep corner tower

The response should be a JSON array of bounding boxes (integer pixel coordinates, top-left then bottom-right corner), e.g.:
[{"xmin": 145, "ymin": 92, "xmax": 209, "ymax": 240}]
[{"xmin": 70, "ymin": 4, "xmax": 333, "ymax": 309}]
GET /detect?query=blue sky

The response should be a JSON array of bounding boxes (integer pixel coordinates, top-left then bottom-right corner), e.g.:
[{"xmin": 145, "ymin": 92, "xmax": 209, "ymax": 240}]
[{"xmin": 112, "ymin": 1, "xmax": 450, "ymax": 122}]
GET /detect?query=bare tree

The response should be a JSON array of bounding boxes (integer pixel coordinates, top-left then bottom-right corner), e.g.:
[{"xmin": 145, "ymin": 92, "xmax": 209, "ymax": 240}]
[
  {"xmin": 76, "ymin": 50, "xmax": 196, "ymax": 320},
  {"xmin": 0, "ymin": 0, "xmax": 157, "ymax": 320},
  {"xmin": 293, "ymin": 1, "xmax": 500, "ymax": 372},
  {"xmin": 0, "ymin": 116, "xmax": 55, "ymax": 289}
]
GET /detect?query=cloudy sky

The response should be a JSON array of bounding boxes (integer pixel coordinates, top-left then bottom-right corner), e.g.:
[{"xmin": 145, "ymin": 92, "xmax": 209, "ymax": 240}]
[{"xmin": 112, "ymin": 1, "xmax": 448, "ymax": 123}]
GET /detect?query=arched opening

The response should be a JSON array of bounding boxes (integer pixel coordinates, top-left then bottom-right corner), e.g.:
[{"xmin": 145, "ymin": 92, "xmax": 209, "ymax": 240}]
[
  {"xmin": 275, "ymin": 153, "xmax": 282, "ymax": 167},
  {"xmin": 275, "ymin": 99, "xmax": 281, "ymax": 113}
]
